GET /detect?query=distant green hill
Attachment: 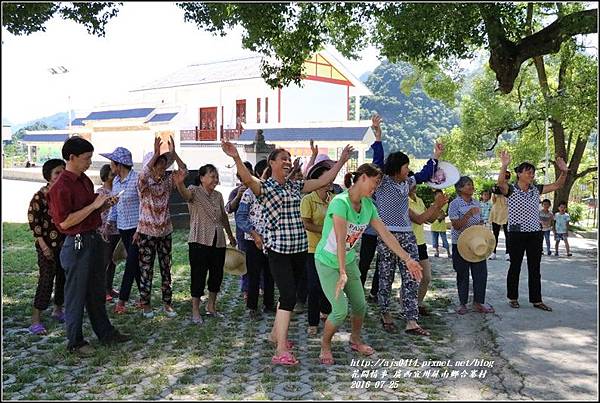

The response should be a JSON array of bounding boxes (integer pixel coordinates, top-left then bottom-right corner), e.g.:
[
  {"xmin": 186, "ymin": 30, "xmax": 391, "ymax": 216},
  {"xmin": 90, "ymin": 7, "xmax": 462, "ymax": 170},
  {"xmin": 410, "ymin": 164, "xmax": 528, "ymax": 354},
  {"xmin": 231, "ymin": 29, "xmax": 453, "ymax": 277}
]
[
  {"xmin": 360, "ymin": 61, "xmax": 460, "ymax": 158},
  {"xmin": 10, "ymin": 112, "xmax": 70, "ymax": 134}
]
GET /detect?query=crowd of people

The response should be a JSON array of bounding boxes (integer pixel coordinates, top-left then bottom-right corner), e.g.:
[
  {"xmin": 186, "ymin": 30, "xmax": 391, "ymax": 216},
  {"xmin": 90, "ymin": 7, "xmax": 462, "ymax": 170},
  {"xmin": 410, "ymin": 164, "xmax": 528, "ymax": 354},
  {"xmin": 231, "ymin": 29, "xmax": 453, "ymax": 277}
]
[{"xmin": 27, "ymin": 115, "xmax": 571, "ymax": 364}]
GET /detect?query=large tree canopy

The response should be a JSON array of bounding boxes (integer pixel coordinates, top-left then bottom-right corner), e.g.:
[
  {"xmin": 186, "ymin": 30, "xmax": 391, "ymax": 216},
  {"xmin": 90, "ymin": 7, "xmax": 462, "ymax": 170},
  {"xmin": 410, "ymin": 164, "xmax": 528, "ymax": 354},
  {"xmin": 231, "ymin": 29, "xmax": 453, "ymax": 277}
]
[{"xmin": 2, "ymin": 2, "xmax": 596, "ymax": 94}]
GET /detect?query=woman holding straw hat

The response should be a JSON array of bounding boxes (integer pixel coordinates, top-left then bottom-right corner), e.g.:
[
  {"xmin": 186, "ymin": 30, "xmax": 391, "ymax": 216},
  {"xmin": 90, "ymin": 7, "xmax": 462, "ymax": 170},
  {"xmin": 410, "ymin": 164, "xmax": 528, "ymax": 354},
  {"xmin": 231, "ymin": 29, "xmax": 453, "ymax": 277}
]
[{"xmin": 448, "ymin": 176, "xmax": 495, "ymax": 315}]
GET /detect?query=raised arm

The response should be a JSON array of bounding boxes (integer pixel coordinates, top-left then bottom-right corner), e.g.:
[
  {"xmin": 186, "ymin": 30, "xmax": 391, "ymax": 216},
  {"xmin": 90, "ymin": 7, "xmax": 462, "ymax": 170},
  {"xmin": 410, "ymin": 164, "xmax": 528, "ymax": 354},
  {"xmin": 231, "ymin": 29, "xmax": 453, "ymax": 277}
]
[
  {"xmin": 303, "ymin": 144, "xmax": 354, "ymax": 194},
  {"xmin": 168, "ymin": 135, "xmax": 187, "ymax": 171},
  {"xmin": 173, "ymin": 169, "xmax": 193, "ymax": 202},
  {"xmin": 497, "ymin": 150, "xmax": 511, "ymax": 195},
  {"xmin": 413, "ymin": 142, "xmax": 443, "ymax": 184},
  {"xmin": 541, "ymin": 157, "xmax": 568, "ymax": 194},
  {"xmin": 221, "ymin": 140, "xmax": 262, "ymax": 196},
  {"xmin": 371, "ymin": 114, "xmax": 384, "ymax": 170}
]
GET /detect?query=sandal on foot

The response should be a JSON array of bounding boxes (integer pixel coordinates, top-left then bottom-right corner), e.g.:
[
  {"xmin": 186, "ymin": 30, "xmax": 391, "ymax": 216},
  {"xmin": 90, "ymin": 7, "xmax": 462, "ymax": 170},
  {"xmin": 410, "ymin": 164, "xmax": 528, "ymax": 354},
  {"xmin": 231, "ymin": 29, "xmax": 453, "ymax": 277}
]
[
  {"xmin": 272, "ymin": 351, "xmax": 299, "ymax": 366},
  {"xmin": 29, "ymin": 323, "xmax": 47, "ymax": 335},
  {"xmin": 533, "ymin": 302, "xmax": 552, "ymax": 312},
  {"xmin": 473, "ymin": 303, "xmax": 495, "ymax": 314},
  {"xmin": 349, "ymin": 342, "xmax": 375, "ymax": 356},
  {"xmin": 456, "ymin": 305, "xmax": 468, "ymax": 315},
  {"xmin": 319, "ymin": 353, "xmax": 335, "ymax": 365},
  {"xmin": 380, "ymin": 317, "xmax": 397, "ymax": 333},
  {"xmin": 51, "ymin": 311, "xmax": 66, "ymax": 323},
  {"xmin": 405, "ymin": 326, "xmax": 431, "ymax": 337},
  {"xmin": 508, "ymin": 300, "xmax": 520, "ymax": 309}
]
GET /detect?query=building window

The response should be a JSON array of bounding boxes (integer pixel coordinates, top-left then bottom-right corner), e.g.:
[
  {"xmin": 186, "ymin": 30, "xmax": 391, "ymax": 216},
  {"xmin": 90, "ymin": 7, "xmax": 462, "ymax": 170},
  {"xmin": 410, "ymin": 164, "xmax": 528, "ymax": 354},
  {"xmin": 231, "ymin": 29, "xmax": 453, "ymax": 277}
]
[
  {"xmin": 257, "ymin": 98, "xmax": 261, "ymax": 123},
  {"xmin": 265, "ymin": 97, "xmax": 269, "ymax": 123},
  {"xmin": 236, "ymin": 99, "xmax": 246, "ymax": 130}
]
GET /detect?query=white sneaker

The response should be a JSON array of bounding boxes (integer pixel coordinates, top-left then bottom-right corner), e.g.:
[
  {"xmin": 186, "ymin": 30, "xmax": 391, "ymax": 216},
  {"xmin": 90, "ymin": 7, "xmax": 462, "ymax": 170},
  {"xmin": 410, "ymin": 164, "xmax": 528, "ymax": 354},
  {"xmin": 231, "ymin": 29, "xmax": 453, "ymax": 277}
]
[
  {"xmin": 142, "ymin": 310, "xmax": 154, "ymax": 319},
  {"xmin": 489, "ymin": 253, "xmax": 496, "ymax": 260},
  {"xmin": 505, "ymin": 254, "xmax": 510, "ymax": 261},
  {"xmin": 162, "ymin": 307, "xmax": 177, "ymax": 318}
]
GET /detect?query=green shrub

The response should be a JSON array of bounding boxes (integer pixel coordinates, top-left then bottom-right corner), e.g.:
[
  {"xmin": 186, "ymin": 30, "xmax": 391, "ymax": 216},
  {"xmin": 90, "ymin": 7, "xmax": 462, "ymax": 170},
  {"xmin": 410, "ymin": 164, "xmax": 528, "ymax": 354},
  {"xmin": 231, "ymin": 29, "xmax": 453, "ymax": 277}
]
[{"xmin": 567, "ymin": 202, "xmax": 586, "ymax": 225}]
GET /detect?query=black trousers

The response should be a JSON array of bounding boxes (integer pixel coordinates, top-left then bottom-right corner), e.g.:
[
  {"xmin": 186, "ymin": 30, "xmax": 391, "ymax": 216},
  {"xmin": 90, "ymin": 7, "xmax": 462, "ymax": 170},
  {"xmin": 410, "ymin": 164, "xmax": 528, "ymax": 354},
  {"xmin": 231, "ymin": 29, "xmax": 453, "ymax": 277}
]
[
  {"xmin": 306, "ymin": 253, "xmax": 332, "ymax": 326},
  {"xmin": 102, "ymin": 234, "xmax": 120, "ymax": 293},
  {"xmin": 358, "ymin": 233, "xmax": 380, "ymax": 296},
  {"xmin": 188, "ymin": 241, "xmax": 226, "ymax": 298},
  {"xmin": 506, "ymin": 231, "xmax": 543, "ymax": 303},
  {"xmin": 117, "ymin": 228, "xmax": 141, "ymax": 302},
  {"xmin": 60, "ymin": 232, "xmax": 115, "ymax": 349},
  {"xmin": 243, "ymin": 239, "xmax": 275, "ymax": 310},
  {"xmin": 267, "ymin": 249, "xmax": 306, "ymax": 312},
  {"xmin": 492, "ymin": 222, "xmax": 509, "ymax": 254}
]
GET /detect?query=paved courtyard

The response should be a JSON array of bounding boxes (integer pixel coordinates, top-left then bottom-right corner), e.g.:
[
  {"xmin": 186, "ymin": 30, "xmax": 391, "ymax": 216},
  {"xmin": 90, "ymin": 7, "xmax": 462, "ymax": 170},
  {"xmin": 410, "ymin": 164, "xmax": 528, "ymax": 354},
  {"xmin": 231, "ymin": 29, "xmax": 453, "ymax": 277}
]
[{"xmin": 2, "ymin": 224, "xmax": 597, "ymax": 400}]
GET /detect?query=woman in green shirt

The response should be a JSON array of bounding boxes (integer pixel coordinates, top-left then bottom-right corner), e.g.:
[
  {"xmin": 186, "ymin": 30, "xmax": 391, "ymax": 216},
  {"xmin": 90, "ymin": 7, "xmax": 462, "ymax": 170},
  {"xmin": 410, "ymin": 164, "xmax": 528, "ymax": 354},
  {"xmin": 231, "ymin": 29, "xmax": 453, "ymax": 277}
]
[{"xmin": 315, "ymin": 163, "xmax": 422, "ymax": 365}]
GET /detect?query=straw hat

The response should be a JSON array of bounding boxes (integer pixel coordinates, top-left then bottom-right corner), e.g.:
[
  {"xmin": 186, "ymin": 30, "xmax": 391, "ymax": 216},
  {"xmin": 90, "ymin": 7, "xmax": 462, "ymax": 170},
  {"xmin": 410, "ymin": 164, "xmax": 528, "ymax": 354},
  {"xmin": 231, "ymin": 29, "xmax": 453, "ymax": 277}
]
[
  {"xmin": 223, "ymin": 247, "xmax": 247, "ymax": 276},
  {"xmin": 112, "ymin": 239, "xmax": 127, "ymax": 264},
  {"xmin": 426, "ymin": 161, "xmax": 460, "ymax": 189},
  {"xmin": 457, "ymin": 226, "xmax": 496, "ymax": 263}
]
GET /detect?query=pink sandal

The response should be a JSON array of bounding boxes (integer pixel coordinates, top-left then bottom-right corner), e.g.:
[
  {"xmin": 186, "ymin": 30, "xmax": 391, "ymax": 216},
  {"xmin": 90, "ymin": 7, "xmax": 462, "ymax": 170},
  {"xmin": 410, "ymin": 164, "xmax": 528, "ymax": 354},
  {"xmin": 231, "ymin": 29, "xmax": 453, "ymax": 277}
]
[
  {"xmin": 349, "ymin": 342, "xmax": 375, "ymax": 356},
  {"xmin": 272, "ymin": 351, "xmax": 299, "ymax": 366}
]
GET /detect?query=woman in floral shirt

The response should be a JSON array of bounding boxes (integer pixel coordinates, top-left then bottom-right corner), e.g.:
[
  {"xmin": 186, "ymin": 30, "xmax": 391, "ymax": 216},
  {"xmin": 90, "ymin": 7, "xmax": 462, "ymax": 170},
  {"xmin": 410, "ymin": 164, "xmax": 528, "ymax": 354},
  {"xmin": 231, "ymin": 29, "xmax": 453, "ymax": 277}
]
[{"xmin": 27, "ymin": 159, "xmax": 66, "ymax": 335}]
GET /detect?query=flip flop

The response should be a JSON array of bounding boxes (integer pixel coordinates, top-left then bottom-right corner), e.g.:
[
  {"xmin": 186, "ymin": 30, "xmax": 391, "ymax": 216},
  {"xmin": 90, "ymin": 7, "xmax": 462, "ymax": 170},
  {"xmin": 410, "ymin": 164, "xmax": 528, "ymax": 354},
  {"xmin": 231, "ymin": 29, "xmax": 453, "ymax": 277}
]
[
  {"xmin": 271, "ymin": 351, "xmax": 299, "ymax": 366},
  {"xmin": 508, "ymin": 300, "xmax": 520, "ymax": 309},
  {"xmin": 533, "ymin": 302, "xmax": 553, "ymax": 312},
  {"xmin": 319, "ymin": 353, "xmax": 335, "ymax": 365},
  {"xmin": 405, "ymin": 326, "xmax": 431, "ymax": 337},
  {"xmin": 29, "ymin": 323, "xmax": 47, "ymax": 336},
  {"xmin": 349, "ymin": 342, "xmax": 375, "ymax": 356},
  {"xmin": 456, "ymin": 305, "xmax": 468, "ymax": 315}
]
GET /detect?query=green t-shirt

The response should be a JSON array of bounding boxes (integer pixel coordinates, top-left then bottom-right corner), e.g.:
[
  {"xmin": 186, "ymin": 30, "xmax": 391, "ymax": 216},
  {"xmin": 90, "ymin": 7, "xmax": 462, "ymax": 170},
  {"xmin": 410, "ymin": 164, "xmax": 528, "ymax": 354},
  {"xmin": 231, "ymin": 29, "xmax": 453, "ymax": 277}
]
[{"xmin": 315, "ymin": 191, "xmax": 379, "ymax": 268}]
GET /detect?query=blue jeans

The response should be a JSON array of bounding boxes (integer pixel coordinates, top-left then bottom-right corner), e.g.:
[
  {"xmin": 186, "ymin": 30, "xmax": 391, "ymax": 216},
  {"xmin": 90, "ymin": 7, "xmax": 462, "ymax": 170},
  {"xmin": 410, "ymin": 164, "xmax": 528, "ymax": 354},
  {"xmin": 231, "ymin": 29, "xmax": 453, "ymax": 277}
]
[
  {"xmin": 542, "ymin": 230, "xmax": 551, "ymax": 254},
  {"xmin": 432, "ymin": 231, "xmax": 449, "ymax": 250}
]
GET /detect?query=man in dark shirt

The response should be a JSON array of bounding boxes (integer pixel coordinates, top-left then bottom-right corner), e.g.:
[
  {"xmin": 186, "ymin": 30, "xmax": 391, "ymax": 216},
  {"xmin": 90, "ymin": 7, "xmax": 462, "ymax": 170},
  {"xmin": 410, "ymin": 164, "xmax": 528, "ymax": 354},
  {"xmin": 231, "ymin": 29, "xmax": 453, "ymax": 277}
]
[{"xmin": 48, "ymin": 136, "xmax": 131, "ymax": 357}]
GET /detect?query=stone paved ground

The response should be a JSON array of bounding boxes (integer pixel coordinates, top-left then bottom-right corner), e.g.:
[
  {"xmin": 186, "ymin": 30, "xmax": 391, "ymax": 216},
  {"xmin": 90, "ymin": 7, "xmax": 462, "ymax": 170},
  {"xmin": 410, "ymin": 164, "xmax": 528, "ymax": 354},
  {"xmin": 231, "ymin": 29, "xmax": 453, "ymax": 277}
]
[{"xmin": 2, "ymin": 223, "xmax": 597, "ymax": 400}]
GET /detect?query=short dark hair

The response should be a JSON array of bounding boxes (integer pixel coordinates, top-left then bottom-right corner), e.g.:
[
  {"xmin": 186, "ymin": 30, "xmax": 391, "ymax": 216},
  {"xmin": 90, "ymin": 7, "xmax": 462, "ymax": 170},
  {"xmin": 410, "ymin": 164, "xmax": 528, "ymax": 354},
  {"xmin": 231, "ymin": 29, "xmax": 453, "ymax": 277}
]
[
  {"xmin": 455, "ymin": 176, "xmax": 473, "ymax": 193},
  {"xmin": 254, "ymin": 159, "xmax": 268, "ymax": 177},
  {"xmin": 237, "ymin": 161, "xmax": 253, "ymax": 180},
  {"xmin": 42, "ymin": 159, "xmax": 65, "ymax": 182},
  {"xmin": 62, "ymin": 136, "xmax": 94, "ymax": 160},
  {"xmin": 515, "ymin": 162, "xmax": 536, "ymax": 174},
  {"xmin": 100, "ymin": 164, "xmax": 112, "ymax": 182},
  {"xmin": 197, "ymin": 164, "xmax": 218, "ymax": 185},
  {"xmin": 384, "ymin": 151, "xmax": 410, "ymax": 176},
  {"xmin": 433, "ymin": 189, "xmax": 443, "ymax": 195},
  {"xmin": 558, "ymin": 201, "xmax": 567, "ymax": 207},
  {"xmin": 542, "ymin": 199, "xmax": 551, "ymax": 205}
]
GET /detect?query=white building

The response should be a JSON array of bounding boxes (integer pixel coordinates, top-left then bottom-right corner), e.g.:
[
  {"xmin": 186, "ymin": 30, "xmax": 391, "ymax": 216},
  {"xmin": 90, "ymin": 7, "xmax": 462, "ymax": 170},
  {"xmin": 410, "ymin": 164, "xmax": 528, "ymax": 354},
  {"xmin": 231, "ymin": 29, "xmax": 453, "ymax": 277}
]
[{"xmin": 25, "ymin": 50, "xmax": 375, "ymax": 178}]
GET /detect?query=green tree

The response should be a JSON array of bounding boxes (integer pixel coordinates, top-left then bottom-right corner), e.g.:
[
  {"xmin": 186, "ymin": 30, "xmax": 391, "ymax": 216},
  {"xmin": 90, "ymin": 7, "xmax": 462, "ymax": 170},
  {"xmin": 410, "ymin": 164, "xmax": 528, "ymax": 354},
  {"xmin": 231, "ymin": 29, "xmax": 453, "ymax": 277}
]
[
  {"xmin": 360, "ymin": 61, "xmax": 459, "ymax": 158},
  {"xmin": 2, "ymin": 3, "xmax": 596, "ymax": 94}
]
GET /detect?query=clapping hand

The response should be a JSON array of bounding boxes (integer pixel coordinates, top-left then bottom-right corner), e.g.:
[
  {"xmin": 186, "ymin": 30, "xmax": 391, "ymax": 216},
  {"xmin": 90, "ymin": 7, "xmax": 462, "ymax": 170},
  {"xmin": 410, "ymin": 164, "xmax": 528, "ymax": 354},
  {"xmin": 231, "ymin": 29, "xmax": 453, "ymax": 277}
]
[
  {"xmin": 154, "ymin": 136, "xmax": 162, "ymax": 155},
  {"xmin": 310, "ymin": 139, "xmax": 318, "ymax": 157}
]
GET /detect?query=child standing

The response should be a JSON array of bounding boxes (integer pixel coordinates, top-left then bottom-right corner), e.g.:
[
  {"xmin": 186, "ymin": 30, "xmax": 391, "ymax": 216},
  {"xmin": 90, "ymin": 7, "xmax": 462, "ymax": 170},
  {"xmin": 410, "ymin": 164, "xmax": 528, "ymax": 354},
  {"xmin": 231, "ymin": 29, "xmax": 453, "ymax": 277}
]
[
  {"xmin": 539, "ymin": 199, "xmax": 554, "ymax": 256},
  {"xmin": 431, "ymin": 189, "xmax": 451, "ymax": 258},
  {"xmin": 480, "ymin": 190, "xmax": 493, "ymax": 228},
  {"xmin": 554, "ymin": 202, "xmax": 572, "ymax": 257},
  {"xmin": 28, "ymin": 159, "xmax": 67, "ymax": 335}
]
